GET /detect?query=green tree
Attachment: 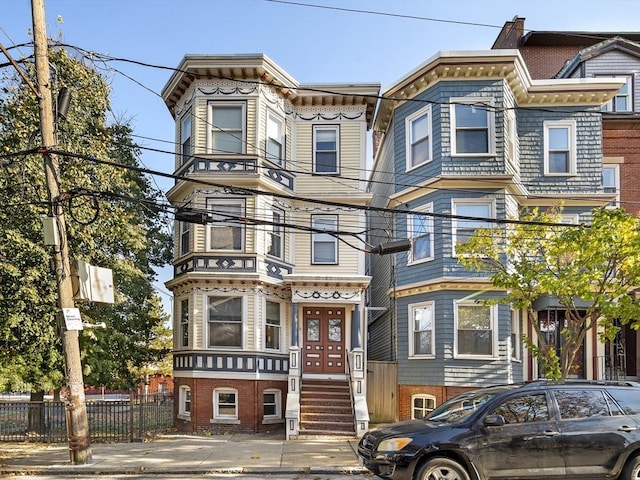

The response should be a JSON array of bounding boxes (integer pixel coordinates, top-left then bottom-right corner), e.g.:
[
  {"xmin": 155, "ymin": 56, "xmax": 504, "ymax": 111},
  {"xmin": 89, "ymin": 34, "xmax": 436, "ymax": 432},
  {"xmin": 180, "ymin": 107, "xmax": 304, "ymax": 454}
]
[
  {"xmin": 457, "ymin": 207, "xmax": 640, "ymax": 381},
  {"xmin": 0, "ymin": 47, "xmax": 173, "ymax": 402}
]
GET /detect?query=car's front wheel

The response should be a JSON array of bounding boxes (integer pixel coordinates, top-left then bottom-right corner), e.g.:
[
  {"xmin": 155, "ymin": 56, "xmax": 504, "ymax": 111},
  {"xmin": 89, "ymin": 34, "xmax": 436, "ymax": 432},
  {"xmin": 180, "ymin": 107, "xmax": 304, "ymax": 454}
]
[
  {"xmin": 414, "ymin": 457, "xmax": 471, "ymax": 480},
  {"xmin": 622, "ymin": 453, "xmax": 640, "ymax": 480}
]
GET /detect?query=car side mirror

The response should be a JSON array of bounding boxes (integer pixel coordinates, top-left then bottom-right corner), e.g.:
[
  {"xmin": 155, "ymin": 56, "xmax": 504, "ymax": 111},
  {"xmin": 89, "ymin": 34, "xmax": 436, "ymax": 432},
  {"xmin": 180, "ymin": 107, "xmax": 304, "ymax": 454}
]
[{"xmin": 483, "ymin": 414, "xmax": 506, "ymax": 427}]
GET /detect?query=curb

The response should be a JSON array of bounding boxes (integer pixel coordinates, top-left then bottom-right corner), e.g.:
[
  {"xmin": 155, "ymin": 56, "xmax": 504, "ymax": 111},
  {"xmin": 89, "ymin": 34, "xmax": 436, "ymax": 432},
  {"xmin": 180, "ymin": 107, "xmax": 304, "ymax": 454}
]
[{"xmin": 1, "ymin": 466, "xmax": 370, "ymax": 476}]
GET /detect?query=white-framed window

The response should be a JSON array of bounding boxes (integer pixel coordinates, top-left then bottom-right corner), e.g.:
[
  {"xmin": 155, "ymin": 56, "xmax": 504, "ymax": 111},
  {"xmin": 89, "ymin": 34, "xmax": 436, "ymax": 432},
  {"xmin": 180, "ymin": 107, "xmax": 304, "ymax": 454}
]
[
  {"xmin": 267, "ymin": 207, "xmax": 284, "ymax": 259},
  {"xmin": 179, "ymin": 221, "xmax": 190, "ymax": 256},
  {"xmin": 208, "ymin": 102, "xmax": 245, "ymax": 154},
  {"xmin": 409, "ymin": 302, "xmax": 435, "ymax": 358},
  {"xmin": 411, "ymin": 394, "xmax": 436, "ymax": 419},
  {"xmin": 451, "ymin": 98, "xmax": 495, "ymax": 155},
  {"xmin": 214, "ymin": 388, "xmax": 238, "ymax": 420},
  {"xmin": 454, "ymin": 301, "xmax": 497, "ymax": 359},
  {"xmin": 544, "ymin": 120, "xmax": 576, "ymax": 175},
  {"xmin": 560, "ymin": 213, "xmax": 580, "ymax": 224},
  {"xmin": 207, "ymin": 296, "xmax": 243, "ymax": 348},
  {"xmin": 504, "ymin": 108, "xmax": 518, "ymax": 167},
  {"xmin": 510, "ymin": 308, "xmax": 521, "ymax": 361},
  {"xmin": 263, "ymin": 389, "xmax": 282, "ymax": 421},
  {"xmin": 602, "ymin": 75, "xmax": 633, "ymax": 113},
  {"xmin": 312, "ymin": 214, "xmax": 338, "ymax": 264},
  {"xmin": 406, "ymin": 106, "xmax": 432, "ymax": 170},
  {"xmin": 206, "ymin": 198, "xmax": 245, "ymax": 251},
  {"xmin": 180, "ymin": 298, "xmax": 189, "ymax": 348},
  {"xmin": 180, "ymin": 114, "xmax": 192, "ymax": 163},
  {"xmin": 603, "ymin": 164, "xmax": 620, "ymax": 208},
  {"xmin": 266, "ymin": 112, "xmax": 284, "ymax": 165},
  {"xmin": 408, "ymin": 204, "xmax": 433, "ymax": 264},
  {"xmin": 265, "ymin": 300, "xmax": 282, "ymax": 351},
  {"xmin": 178, "ymin": 386, "xmax": 191, "ymax": 418},
  {"xmin": 313, "ymin": 126, "xmax": 339, "ymax": 174},
  {"xmin": 452, "ymin": 200, "xmax": 494, "ymax": 256}
]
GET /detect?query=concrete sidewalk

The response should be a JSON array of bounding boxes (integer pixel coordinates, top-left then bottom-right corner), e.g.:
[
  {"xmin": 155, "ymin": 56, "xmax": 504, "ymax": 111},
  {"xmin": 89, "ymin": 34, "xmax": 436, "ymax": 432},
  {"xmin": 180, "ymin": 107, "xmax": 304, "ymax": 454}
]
[{"xmin": 0, "ymin": 433, "xmax": 368, "ymax": 476}]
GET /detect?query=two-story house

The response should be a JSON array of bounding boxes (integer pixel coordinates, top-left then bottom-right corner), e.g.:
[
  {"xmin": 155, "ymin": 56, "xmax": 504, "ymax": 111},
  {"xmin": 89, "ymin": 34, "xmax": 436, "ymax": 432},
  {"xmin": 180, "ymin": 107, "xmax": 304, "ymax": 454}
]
[
  {"xmin": 366, "ymin": 49, "xmax": 625, "ymax": 422},
  {"xmin": 161, "ymin": 54, "xmax": 379, "ymax": 437},
  {"xmin": 493, "ymin": 17, "xmax": 640, "ymax": 383}
]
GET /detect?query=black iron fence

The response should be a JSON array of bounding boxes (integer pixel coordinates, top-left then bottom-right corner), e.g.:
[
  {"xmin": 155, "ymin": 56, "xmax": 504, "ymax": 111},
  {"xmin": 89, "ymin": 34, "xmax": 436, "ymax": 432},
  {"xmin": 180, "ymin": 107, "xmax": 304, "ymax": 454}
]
[{"xmin": 0, "ymin": 394, "xmax": 173, "ymax": 443}]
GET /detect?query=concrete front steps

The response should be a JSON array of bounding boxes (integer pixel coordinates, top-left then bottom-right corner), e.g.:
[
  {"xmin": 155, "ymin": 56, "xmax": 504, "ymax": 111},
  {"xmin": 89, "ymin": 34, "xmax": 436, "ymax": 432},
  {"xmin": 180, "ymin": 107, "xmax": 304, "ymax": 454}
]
[{"xmin": 297, "ymin": 379, "xmax": 356, "ymax": 438}]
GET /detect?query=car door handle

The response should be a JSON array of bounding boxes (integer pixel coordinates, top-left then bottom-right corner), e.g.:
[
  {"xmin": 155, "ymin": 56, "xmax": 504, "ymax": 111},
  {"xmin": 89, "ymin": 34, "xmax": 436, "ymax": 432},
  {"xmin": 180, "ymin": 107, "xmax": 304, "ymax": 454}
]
[
  {"xmin": 543, "ymin": 430, "xmax": 560, "ymax": 437},
  {"xmin": 619, "ymin": 425, "xmax": 638, "ymax": 432}
]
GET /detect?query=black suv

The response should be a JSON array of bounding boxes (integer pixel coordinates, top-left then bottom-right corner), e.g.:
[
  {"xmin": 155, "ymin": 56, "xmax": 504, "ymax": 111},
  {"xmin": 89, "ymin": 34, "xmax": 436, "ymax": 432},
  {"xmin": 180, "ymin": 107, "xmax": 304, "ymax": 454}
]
[{"xmin": 358, "ymin": 381, "xmax": 640, "ymax": 480}]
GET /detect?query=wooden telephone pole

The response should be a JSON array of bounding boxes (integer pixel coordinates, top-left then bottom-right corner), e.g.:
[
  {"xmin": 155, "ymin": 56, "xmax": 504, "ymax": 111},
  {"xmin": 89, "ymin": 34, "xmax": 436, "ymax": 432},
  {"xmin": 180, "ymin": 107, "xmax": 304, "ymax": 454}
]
[{"xmin": 31, "ymin": 0, "xmax": 92, "ymax": 464}]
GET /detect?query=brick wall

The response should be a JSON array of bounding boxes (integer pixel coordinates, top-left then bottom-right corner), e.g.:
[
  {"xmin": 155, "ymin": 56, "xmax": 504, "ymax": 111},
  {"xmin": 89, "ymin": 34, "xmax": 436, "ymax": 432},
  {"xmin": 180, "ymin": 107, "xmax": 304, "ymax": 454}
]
[
  {"xmin": 398, "ymin": 384, "xmax": 475, "ymax": 421},
  {"xmin": 605, "ymin": 124, "xmax": 640, "ymax": 215}
]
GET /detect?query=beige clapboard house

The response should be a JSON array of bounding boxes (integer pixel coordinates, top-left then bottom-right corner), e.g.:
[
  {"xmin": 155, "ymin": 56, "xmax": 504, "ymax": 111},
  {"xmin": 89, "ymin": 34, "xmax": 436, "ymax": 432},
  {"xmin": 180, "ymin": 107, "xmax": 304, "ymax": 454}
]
[{"xmin": 162, "ymin": 54, "xmax": 379, "ymax": 437}]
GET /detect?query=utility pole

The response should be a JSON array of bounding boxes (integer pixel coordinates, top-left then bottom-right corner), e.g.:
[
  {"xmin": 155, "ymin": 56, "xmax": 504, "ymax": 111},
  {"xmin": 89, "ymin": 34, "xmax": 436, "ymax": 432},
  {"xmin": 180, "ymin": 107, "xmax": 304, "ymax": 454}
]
[{"xmin": 31, "ymin": 0, "xmax": 92, "ymax": 464}]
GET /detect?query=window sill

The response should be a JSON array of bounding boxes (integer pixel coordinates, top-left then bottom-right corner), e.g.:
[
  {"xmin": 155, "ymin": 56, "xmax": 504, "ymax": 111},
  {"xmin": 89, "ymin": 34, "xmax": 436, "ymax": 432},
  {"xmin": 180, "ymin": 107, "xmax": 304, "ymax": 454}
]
[
  {"xmin": 454, "ymin": 355, "xmax": 499, "ymax": 361},
  {"xmin": 262, "ymin": 418, "xmax": 284, "ymax": 425},
  {"xmin": 409, "ymin": 355, "xmax": 435, "ymax": 360},
  {"xmin": 177, "ymin": 413, "xmax": 191, "ymax": 421}
]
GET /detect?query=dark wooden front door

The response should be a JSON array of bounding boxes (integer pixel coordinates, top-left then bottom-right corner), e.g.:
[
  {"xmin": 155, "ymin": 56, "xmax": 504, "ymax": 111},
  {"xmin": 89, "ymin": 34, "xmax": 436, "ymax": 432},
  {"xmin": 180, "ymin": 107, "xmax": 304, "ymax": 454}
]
[{"xmin": 303, "ymin": 307, "xmax": 345, "ymax": 374}]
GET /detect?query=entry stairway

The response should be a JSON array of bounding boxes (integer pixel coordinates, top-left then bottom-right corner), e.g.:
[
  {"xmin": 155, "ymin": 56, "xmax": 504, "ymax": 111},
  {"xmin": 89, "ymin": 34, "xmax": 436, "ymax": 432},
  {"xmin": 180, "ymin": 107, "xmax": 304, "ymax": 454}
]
[{"xmin": 298, "ymin": 378, "xmax": 355, "ymax": 437}]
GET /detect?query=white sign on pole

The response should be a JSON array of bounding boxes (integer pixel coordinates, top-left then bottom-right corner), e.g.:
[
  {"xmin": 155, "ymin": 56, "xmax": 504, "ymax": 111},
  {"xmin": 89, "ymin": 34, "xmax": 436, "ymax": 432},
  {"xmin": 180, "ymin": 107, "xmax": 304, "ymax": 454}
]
[{"xmin": 62, "ymin": 308, "xmax": 84, "ymax": 331}]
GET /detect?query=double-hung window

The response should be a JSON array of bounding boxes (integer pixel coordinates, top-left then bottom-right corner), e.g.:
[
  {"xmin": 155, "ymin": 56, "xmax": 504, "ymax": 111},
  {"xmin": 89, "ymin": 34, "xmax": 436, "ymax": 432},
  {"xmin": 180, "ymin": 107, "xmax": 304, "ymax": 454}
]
[
  {"xmin": 180, "ymin": 299, "xmax": 189, "ymax": 348},
  {"xmin": 179, "ymin": 386, "xmax": 191, "ymax": 417},
  {"xmin": 409, "ymin": 302, "xmax": 435, "ymax": 357},
  {"xmin": 408, "ymin": 204, "xmax": 433, "ymax": 264},
  {"xmin": 263, "ymin": 389, "xmax": 281, "ymax": 421},
  {"xmin": 214, "ymin": 388, "xmax": 238, "ymax": 420},
  {"xmin": 209, "ymin": 102, "xmax": 245, "ymax": 154},
  {"xmin": 312, "ymin": 215, "xmax": 338, "ymax": 264},
  {"xmin": 602, "ymin": 75, "xmax": 632, "ymax": 112},
  {"xmin": 265, "ymin": 301, "xmax": 282, "ymax": 351},
  {"xmin": 180, "ymin": 114, "xmax": 191, "ymax": 163},
  {"xmin": 206, "ymin": 198, "xmax": 245, "ymax": 251},
  {"xmin": 179, "ymin": 221, "xmax": 190, "ymax": 256},
  {"xmin": 207, "ymin": 296, "xmax": 243, "ymax": 348},
  {"xmin": 267, "ymin": 208, "xmax": 284, "ymax": 258},
  {"xmin": 511, "ymin": 308, "xmax": 521, "ymax": 361},
  {"xmin": 452, "ymin": 200, "xmax": 493, "ymax": 255},
  {"xmin": 603, "ymin": 165, "xmax": 620, "ymax": 208},
  {"xmin": 313, "ymin": 126, "xmax": 339, "ymax": 174},
  {"xmin": 266, "ymin": 112, "xmax": 284, "ymax": 165},
  {"xmin": 544, "ymin": 120, "xmax": 576, "ymax": 175},
  {"xmin": 406, "ymin": 106, "xmax": 432, "ymax": 170},
  {"xmin": 451, "ymin": 98, "xmax": 494, "ymax": 155},
  {"xmin": 455, "ymin": 301, "xmax": 496, "ymax": 358}
]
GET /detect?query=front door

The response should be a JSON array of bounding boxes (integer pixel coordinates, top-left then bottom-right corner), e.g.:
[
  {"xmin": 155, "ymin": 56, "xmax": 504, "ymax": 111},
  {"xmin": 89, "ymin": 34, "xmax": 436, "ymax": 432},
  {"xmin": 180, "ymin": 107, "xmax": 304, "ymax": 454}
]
[{"xmin": 303, "ymin": 307, "xmax": 345, "ymax": 374}]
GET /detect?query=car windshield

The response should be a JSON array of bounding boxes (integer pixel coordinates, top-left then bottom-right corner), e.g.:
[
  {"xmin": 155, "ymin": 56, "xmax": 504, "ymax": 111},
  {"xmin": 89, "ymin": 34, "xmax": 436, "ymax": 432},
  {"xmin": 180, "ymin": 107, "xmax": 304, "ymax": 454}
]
[{"xmin": 425, "ymin": 390, "xmax": 504, "ymax": 424}]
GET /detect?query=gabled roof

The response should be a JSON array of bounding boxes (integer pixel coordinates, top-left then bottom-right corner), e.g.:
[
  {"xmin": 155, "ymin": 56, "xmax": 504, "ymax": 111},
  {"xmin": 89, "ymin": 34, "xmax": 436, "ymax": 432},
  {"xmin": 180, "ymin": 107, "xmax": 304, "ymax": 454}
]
[
  {"xmin": 556, "ymin": 36, "xmax": 640, "ymax": 78},
  {"xmin": 520, "ymin": 31, "xmax": 640, "ymax": 47}
]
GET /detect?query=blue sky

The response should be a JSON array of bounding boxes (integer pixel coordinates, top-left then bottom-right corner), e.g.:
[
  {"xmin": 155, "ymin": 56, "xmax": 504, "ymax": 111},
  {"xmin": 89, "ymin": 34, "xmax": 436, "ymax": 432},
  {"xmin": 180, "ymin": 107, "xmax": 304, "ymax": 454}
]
[{"xmin": 3, "ymin": 0, "xmax": 639, "ymax": 314}]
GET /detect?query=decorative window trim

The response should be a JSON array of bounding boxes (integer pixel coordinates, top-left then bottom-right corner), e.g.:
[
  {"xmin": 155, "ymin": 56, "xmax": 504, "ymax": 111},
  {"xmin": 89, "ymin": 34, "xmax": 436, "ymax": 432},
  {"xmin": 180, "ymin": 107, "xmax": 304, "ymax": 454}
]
[
  {"xmin": 451, "ymin": 199, "xmax": 495, "ymax": 257},
  {"xmin": 205, "ymin": 197, "xmax": 246, "ymax": 252},
  {"xmin": 178, "ymin": 385, "xmax": 191, "ymax": 420},
  {"xmin": 206, "ymin": 295, "xmax": 245, "ymax": 349},
  {"xmin": 179, "ymin": 221, "xmax": 190, "ymax": 257},
  {"xmin": 212, "ymin": 388, "xmax": 240, "ymax": 424},
  {"xmin": 602, "ymin": 164, "xmax": 620, "ymax": 208},
  {"xmin": 600, "ymin": 74, "xmax": 633, "ymax": 113},
  {"xmin": 267, "ymin": 207, "xmax": 284, "ymax": 259},
  {"xmin": 262, "ymin": 389, "xmax": 283, "ymax": 424},
  {"xmin": 543, "ymin": 120, "xmax": 577, "ymax": 176},
  {"xmin": 180, "ymin": 298, "xmax": 189, "ymax": 349},
  {"xmin": 450, "ymin": 97, "xmax": 495, "ymax": 156},
  {"xmin": 313, "ymin": 125, "xmax": 340, "ymax": 174},
  {"xmin": 180, "ymin": 114, "xmax": 192, "ymax": 164},
  {"xmin": 207, "ymin": 101, "xmax": 246, "ymax": 155},
  {"xmin": 504, "ymin": 108, "xmax": 518, "ymax": 168},
  {"xmin": 407, "ymin": 203, "xmax": 434, "ymax": 265},
  {"xmin": 265, "ymin": 299, "xmax": 283, "ymax": 352},
  {"xmin": 311, "ymin": 214, "xmax": 338, "ymax": 265},
  {"xmin": 453, "ymin": 300, "xmax": 498, "ymax": 360},
  {"xmin": 408, "ymin": 301, "xmax": 435, "ymax": 358},
  {"xmin": 411, "ymin": 394, "xmax": 436, "ymax": 420},
  {"xmin": 510, "ymin": 308, "xmax": 521, "ymax": 362},
  {"xmin": 266, "ymin": 110, "xmax": 285, "ymax": 166},
  {"xmin": 405, "ymin": 105, "xmax": 432, "ymax": 171}
]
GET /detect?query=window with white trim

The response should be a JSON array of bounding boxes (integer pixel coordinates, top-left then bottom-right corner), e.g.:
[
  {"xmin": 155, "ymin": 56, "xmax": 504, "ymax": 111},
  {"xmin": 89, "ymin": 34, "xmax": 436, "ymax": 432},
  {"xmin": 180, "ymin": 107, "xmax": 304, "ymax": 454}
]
[
  {"xmin": 265, "ymin": 300, "xmax": 282, "ymax": 351},
  {"xmin": 408, "ymin": 204, "xmax": 433, "ymax": 264},
  {"xmin": 180, "ymin": 114, "xmax": 191, "ymax": 163},
  {"xmin": 179, "ymin": 221, "xmax": 190, "ymax": 256},
  {"xmin": 312, "ymin": 215, "xmax": 338, "ymax": 264},
  {"xmin": 601, "ymin": 75, "xmax": 633, "ymax": 112},
  {"xmin": 505, "ymin": 108, "xmax": 518, "ymax": 167},
  {"xmin": 267, "ymin": 207, "xmax": 284, "ymax": 259},
  {"xmin": 603, "ymin": 165, "xmax": 620, "ymax": 208},
  {"xmin": 179, "ymin": 386, "xmax": 191, "ymax": 417},
  {"xmin": 263, "ymin": 389, "xmax": 281, "ymax": 420},
  {"xmin": 451, "ymin": 98, "xmax": 494, "ymax": 155},
  {"xmin": 511, "ymin": 308, "xmax": 521, "ymax": 361},
  {"xmin": 208, "ymin": 102, "xmax": 245, "ymax": 154},
  {"xmin": 412, "ymin": 394, "xmax": 436, "ymax": 419},
  {"xmin": 180, "ymin": 298, "xmax": 189, "ymax": 348},
  {"xmin": 409, "ymin": 302, "xmax": 435, "ymax": 357},
  {"xmin": 214, "ymin": 388, "xmax": 238, "ymax": 419},
  {"xmin": 455, "ymin": 301, "xmax": 496, "ymax": 358},
  {"xmin": 207, "ymin": 296, "xmax": 243, "ymax": 348},
  {"xmin": 452, "ymin": 200, "xmax": 493, "ymax": 255},
  {"xmin": 313, "ymin": 126, "xmax": 339, "ymax": 174},
  {"xmin": 266, "ymin": 112, "xmax": 284, "ymax": 165},
  {"xmin": 544, "ymin": 120, "xmax": 576, "ymax": 175},
  {"xmin": 406, "ymin": 106, "xmax": 432, "ymax": 170},
  {"xmin": 206, "ymin": 198, "xmax": 245, "ymax": 251}
]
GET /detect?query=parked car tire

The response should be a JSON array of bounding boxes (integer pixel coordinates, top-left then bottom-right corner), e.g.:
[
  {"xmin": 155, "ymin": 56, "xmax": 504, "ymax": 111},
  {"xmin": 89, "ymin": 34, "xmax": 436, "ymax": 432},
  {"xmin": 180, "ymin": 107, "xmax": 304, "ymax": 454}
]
[
  {"xmin": 622, "ymin": 454, "xmax": 640, "ymax": 480},
  {"xmin": 415, "ymin": 457, "xmax": 470, "ymax": 480}
]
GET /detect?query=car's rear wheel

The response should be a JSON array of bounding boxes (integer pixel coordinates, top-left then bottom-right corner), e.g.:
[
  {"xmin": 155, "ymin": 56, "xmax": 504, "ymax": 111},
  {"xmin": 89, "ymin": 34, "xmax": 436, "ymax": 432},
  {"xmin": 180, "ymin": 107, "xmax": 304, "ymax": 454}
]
[
  {"xmin": 414, "ymin": 457, "xmax": 471, "ymax": 480},
  {"xmin": 622, "ymin": 453, "xmax": 640, "ymax": 480}
]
